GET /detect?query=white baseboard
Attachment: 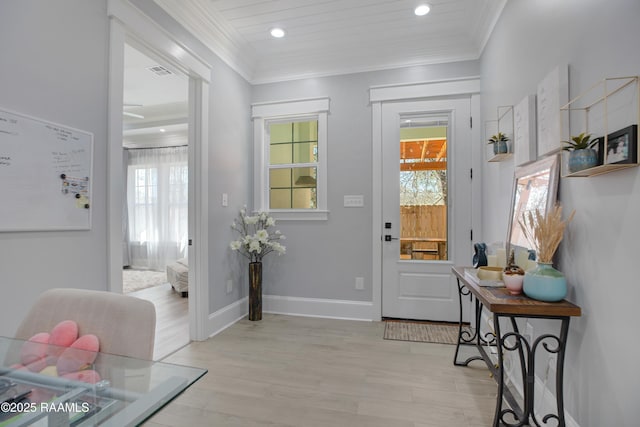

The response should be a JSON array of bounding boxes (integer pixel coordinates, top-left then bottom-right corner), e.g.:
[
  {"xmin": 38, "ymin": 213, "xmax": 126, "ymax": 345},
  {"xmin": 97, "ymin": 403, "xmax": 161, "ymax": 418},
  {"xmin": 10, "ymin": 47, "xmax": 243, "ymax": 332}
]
[
  {"xmin": 530, "ymin": 374, "xmax": 580, "ymax": 427},
  {"xmin": 264, "ymin": 294, "xmax": 373, "ymax": 321},
  {"xmin": 206, "ymin": 294, "xmax": 373, "ymax": 339},
  {"xmin": 503, "ymin": 371, "xmax": 580, "ymax": 427},
  {"xmin": 206, "ymin": 296, "xmax": 248, "ymax": 338}
]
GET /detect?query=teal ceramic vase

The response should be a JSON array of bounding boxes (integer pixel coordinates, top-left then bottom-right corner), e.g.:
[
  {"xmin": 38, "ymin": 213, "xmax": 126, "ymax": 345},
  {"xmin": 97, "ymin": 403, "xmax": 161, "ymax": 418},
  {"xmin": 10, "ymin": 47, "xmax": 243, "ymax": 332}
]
[
  {"xmin": 493, "ymin": 141, "xmax": 508, "ymax": 155},
  {"xmin": 523, "ymin": 262, "xmax": 567, "ymax": 302},
  {"xmin": 568, "ymin": 148, "xmax": 598, "ymax": 173}
]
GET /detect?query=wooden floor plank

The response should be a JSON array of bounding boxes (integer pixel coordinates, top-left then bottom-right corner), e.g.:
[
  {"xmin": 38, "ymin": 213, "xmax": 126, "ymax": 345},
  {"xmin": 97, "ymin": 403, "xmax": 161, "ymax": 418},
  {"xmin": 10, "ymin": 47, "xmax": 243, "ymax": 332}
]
[
  {"xmin": 127, "ymin": 283, "xmax": 189, "ymax": 360},
  {"xmin": 147, "ymin": 314, "xmax": 496, "ymax": 427}
]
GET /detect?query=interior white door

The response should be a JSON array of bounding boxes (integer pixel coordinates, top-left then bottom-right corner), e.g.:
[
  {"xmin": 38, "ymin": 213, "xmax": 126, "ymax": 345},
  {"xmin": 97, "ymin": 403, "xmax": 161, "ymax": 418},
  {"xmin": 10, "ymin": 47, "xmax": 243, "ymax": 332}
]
[{"xmin": 381, "ymin": 98, "xmax": 472, "ymax": 321}]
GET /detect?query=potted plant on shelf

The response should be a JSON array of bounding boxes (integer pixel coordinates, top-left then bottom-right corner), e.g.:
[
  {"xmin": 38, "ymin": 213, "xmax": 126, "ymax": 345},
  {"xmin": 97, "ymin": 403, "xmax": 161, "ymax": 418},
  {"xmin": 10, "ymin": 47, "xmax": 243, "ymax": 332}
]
[
  {"xmin": 488, "ymin": 132, "xmax": 509, "ymax": 155},
  {"xmin": 562, "ymin": 132, "xmax": 599, "ymax": 173}
]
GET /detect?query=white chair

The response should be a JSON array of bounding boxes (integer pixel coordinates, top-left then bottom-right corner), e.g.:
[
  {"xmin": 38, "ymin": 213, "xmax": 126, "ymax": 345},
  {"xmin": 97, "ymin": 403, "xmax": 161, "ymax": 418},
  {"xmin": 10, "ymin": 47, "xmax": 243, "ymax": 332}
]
[{"xmin": 14, "ymin": 288, "xmax": 156, "ymax": 360}]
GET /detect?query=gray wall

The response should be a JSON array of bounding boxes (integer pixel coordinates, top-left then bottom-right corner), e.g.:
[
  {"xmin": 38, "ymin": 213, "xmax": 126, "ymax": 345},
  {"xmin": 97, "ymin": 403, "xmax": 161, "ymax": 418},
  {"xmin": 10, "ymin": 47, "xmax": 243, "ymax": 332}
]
[
  {"xmin": 480, "ymin": 0, "xmax": 640, "ymax": 425},
  {"xmin": 4, "ymin": 1, "xmax": 634, "ymax": 421},
  {"xmin": 0, "ymin": 0, "xmax": 253, "ymax": 333},
  {"xmin": 252, "ymin": 61, "xmax": 479, "ymax": 301},
  {"xmin": 0, "ymin": 0, "xmax": 110, "ymax": 336}
]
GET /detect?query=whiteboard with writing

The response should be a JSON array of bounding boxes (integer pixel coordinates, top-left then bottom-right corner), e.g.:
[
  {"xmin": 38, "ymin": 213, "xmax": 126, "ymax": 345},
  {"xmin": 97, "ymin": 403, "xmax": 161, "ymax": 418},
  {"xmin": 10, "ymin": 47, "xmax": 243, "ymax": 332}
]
[{"xmin": 0, "ymin": 108, "xmax": 93, "ymax": 231}]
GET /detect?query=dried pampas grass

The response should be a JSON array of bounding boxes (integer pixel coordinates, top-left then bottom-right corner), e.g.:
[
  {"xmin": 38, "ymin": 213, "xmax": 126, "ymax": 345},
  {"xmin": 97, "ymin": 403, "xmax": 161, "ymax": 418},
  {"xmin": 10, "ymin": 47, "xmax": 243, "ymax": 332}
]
[{"xmin": 519, "ymin": 205, "xmax": 575, "ymax": 263}]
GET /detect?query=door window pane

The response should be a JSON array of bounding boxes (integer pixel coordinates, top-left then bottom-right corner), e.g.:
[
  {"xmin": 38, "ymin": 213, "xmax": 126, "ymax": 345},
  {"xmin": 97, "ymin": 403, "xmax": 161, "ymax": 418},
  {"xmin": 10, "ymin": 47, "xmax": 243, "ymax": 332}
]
[{"xmin": 399, "ymin": 119, "xmax": 448, "ymax": 261}]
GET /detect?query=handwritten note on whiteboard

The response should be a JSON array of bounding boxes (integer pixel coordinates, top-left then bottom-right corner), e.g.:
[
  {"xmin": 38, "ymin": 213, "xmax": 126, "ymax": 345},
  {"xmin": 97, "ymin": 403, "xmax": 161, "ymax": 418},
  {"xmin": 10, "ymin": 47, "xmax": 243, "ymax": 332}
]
[{"xmin": 0, "ymin": 108, "xmax": 93, "ymax": 231}]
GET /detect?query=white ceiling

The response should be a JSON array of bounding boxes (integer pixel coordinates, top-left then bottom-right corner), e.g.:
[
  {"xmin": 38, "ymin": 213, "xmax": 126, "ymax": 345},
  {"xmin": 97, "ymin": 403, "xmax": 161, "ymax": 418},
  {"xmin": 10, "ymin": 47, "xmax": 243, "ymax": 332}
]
[
  {"xmin": 154, "ymin": 0, "xmax": 507, "ymax": 84},
  {"xmin": 123, "ymin": 44, "xmax": 188, "ymax": 147},
  {"xmin": 123, "ymin": 1, "xmax": 506, "ymax": 144}
]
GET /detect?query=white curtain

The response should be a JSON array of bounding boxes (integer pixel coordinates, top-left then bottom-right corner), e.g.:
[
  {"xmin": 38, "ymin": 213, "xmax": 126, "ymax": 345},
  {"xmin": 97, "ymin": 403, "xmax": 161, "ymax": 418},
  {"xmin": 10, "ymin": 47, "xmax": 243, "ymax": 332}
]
[{"xmin": 126, "ymin": 146, "xmax": 188, "ymax": 271}]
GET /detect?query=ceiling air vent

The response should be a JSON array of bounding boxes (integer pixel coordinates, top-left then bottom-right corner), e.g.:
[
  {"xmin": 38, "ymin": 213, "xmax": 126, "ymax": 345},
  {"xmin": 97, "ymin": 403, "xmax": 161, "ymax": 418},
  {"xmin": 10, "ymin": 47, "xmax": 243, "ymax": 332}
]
[{"xmin": 146, "ymin": 65, "xmax": 173, "ymax": 76}]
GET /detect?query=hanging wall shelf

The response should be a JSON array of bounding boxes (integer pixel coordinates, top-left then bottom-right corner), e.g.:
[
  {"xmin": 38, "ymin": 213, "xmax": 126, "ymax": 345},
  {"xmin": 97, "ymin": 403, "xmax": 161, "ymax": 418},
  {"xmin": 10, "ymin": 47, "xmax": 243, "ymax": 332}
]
[
  {"xmin": 487, "ymin": 105, "xmax": 514, "ymax": 162},
  {"xmin": 561, "ymin": 76, "xmax": 639, "ymax": 177}
]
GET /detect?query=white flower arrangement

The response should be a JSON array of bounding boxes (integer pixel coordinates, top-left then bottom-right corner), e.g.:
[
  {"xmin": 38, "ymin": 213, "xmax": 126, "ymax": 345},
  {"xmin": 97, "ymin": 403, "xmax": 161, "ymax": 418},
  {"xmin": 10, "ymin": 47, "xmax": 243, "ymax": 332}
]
[{"xmin": 230, "ymin": 207, "xmax": 286, "ymax": 263}]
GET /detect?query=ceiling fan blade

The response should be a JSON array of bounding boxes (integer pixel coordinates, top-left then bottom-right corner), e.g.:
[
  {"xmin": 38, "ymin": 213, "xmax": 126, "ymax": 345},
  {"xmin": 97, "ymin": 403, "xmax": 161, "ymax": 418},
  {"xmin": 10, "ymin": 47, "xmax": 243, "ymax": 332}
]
[{"xmin": 123, "ymin": 111, "xmax": 145, "ymax": 119}]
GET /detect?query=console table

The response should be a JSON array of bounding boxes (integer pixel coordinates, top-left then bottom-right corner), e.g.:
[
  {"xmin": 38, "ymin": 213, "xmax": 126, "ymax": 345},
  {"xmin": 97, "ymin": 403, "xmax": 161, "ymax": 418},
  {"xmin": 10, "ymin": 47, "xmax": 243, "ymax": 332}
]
[{"xmin": 451, "ymin": 266, "xmax": 581, "ymax": 427}]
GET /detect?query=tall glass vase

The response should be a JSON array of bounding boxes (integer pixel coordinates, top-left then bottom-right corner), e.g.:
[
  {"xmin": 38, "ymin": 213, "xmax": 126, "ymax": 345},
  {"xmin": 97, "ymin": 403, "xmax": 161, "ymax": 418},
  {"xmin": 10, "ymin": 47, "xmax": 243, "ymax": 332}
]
[
  {"xmin": 523, "ymin": 262, "xmax": 567, "ymax": 302},
  {"xmin": 249, "ymin": 261, "xmax": 262, "ymax": 321}
]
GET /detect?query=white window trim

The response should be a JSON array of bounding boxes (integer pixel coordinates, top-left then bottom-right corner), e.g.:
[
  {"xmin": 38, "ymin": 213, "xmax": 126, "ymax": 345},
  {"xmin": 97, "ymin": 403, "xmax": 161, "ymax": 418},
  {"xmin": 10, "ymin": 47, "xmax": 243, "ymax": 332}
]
[{"xmin": 252, "ymin": 97, "xmax": 330, "ymax": 220}]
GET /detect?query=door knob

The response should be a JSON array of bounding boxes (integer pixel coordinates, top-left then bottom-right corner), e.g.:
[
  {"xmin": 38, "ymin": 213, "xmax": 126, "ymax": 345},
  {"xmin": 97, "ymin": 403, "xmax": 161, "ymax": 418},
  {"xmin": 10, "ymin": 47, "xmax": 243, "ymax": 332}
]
[{"xmin": 384, "ymin": 235, "xmax": 399, "ymax": 241}]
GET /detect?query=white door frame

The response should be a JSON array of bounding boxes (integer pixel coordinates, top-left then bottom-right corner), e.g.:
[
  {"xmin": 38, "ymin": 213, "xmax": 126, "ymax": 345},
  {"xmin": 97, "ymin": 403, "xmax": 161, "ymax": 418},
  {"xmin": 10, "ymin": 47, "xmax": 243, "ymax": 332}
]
[
  {"xmin": 107, "ymin": 0, "xmax": 211, "ymax": 341},
  {"xmin": 370, "ymin": 77, "xmax": 482, "ymax": 321}
]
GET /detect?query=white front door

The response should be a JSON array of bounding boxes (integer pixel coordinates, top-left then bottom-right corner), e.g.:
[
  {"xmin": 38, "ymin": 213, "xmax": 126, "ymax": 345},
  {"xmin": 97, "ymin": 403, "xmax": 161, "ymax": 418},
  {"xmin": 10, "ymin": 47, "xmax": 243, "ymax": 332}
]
[{"xmin": 381, "ymin": 98, "xmax": 472, "ymax": 321}]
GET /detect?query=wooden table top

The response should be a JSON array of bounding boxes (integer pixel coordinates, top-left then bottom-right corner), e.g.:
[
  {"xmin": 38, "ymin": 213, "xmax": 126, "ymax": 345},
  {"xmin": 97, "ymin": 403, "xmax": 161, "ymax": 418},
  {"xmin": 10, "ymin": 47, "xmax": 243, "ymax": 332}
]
[{"xmin": 452, "ymin": 266, "xmax": 582, "ymax": 317}]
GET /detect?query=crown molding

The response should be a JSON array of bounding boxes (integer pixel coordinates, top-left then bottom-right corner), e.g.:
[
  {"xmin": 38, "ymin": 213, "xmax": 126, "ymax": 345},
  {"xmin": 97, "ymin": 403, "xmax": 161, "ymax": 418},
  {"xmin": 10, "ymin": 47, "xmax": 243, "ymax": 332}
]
[
  {"xmin": 153, "ymin": 0, "xmax": 256, "ymax": 81},
  {"xmin": 477, "ymin": 0, "xmax": 508, "ymax": 56},
  {"xmin": 154, "ymin": 0, "xmax": 505, "ymax": 85},
  {"xmin": 250, "ymin": 53, "xmax": 479, "ymax": 85}
]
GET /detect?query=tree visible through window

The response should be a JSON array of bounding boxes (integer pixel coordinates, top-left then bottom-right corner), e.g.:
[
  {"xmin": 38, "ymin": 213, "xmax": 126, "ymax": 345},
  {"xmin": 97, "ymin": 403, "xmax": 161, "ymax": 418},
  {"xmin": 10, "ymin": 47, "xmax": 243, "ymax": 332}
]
[{"xmin": 400, "ymin": 169, "xmax": 447, "ymax": 206}]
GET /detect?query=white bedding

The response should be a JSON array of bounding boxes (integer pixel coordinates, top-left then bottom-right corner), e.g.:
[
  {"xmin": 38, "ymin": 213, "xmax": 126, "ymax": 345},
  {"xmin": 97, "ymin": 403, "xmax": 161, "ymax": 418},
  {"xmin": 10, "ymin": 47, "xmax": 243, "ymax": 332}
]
[{"xmin": 167, "ymin": 258, "xmax": 188, "ymax": 294}]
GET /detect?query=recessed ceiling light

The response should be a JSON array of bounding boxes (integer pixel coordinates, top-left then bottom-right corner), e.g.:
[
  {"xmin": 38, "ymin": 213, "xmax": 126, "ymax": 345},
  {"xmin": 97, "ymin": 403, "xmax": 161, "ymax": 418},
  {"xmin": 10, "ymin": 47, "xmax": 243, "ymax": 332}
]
[
  {"xmin": 270, "ymin": 28, "xmax": 286, "ymax": 38},
  {"xmin": 159, "ymin": 129, "xmax": 166, "ymax": 133},
  {"xmin": 414, "ymin": 4, "xmax": 431, "ymax": 16}
]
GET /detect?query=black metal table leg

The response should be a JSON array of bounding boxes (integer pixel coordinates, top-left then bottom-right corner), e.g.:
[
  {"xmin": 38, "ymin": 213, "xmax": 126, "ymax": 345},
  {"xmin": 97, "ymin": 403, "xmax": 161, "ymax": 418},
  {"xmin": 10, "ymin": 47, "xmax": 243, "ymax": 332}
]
[
  {"xmin": 453, "ymin": 277, "xmax": 484, "ymax": 366},
  {"xmin": 493, "ymin": 314, "xmax": 506, "ymax": 427},
  {"xmin": 493, "ymin": 315, "xmax": 571, "ymax": 427}
]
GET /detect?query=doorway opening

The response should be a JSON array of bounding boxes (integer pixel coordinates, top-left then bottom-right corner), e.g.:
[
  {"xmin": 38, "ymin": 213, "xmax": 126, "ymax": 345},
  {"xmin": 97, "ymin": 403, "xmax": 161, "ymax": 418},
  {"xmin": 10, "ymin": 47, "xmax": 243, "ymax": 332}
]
[{"xmin": 121, "ymin": 42, "xmax": 189, "ymax": 359}]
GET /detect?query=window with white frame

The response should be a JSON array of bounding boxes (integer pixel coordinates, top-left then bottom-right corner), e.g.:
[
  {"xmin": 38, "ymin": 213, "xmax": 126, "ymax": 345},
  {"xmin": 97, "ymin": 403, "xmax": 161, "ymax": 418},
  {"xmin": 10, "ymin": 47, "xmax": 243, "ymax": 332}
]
[{"xmin": 252, "ymin": 98, "xmax": 329, "ymax": 220}]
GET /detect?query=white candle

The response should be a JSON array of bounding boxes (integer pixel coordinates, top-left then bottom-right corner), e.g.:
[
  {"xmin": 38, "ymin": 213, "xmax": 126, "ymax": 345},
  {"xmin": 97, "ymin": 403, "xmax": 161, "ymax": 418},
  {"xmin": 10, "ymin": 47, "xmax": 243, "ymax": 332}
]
[
  {"xmin": 487, "ymin": 255, "xmax": 498, "ymax": 267},
  {"xmin": 496, "ymin": 248, "xmax": 507, "ymax": 268},
  {"xmin": 515, "ymin": 250, "xmax": 529, "ymax": 269}
]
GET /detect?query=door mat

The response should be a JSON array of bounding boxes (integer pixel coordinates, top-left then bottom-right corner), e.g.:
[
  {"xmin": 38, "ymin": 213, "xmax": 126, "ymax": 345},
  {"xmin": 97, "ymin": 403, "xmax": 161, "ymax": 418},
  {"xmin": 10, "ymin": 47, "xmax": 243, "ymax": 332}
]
[{"xmin": 383, "ymin": 320, "xmax": 460, "ymax": 345}]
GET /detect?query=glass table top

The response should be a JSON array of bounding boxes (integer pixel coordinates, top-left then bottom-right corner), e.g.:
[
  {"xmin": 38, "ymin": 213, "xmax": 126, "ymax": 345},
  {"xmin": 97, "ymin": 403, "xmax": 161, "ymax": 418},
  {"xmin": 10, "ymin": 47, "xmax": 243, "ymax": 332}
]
[{"xmin": 0, "ymin": 336, "xmax": 206, "ymax": 426}]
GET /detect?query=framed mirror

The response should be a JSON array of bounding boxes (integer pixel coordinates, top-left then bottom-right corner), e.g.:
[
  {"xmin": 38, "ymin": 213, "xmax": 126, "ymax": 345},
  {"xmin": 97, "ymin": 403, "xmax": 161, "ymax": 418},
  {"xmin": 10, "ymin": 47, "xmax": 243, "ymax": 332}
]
[{"xmin": 506, "ymin": 154, "xmax": 560, "ymax": 262}]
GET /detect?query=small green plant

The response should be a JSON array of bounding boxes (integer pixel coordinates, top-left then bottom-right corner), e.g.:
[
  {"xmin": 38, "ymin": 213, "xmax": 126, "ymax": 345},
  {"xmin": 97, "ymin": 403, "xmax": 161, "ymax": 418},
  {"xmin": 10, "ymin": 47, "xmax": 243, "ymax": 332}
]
[
  {"xmin": 487, "ymin": 132, "xmax": 509, "ymax": 145},
  {"xmin": 562, "ymin": 132, "xmax": 598, "ymax": 151}
]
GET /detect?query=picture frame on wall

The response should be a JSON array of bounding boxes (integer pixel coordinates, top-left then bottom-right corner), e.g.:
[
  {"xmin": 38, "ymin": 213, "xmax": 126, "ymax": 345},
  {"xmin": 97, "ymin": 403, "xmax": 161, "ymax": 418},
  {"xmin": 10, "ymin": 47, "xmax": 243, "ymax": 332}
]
[
  {"xmin": 605, "ymin": 125, "xmax": 637, "ymax": 165},
  {"xmin": 514, "ymin": 94, "xmax": 537, "ymax": 166},
  {"xmin": 536, "ymin": 64, "xmax": 569, "ymax": 157}
]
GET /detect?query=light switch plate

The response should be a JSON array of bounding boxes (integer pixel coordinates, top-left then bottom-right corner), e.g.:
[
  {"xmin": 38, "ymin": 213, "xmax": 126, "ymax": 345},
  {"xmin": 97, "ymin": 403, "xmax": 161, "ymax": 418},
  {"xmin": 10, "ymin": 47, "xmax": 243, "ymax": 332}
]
[{"xmin": 344, "ymin": 195, "xmax": 364, "ymax": 207}]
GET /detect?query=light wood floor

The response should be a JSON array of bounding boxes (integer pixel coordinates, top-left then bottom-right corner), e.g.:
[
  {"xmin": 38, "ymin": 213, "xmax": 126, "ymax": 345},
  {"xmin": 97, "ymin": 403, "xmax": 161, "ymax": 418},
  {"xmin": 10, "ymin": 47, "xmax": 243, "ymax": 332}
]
[
  {"xmin": 145, "ymin": 314, "xmax": 497, "ymax": 427},
  {"xmin": 127, "ymin": 283, "xmax": 189, "ymax": 360}
]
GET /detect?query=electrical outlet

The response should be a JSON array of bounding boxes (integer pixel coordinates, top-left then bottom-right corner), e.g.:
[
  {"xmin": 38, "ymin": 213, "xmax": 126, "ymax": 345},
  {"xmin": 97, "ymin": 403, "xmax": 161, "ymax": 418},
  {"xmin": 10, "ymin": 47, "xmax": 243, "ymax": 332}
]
[
  {"xmin": 226, "ymin": 279, "xmax": 233, "ymax": 293},
  {"xmin": 355, "ymin": 277, "xmax": 364, "ymax": 290},
  {"xmin": 222, "ymin": 193, "xmax": 228, "ymax": 207}
]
